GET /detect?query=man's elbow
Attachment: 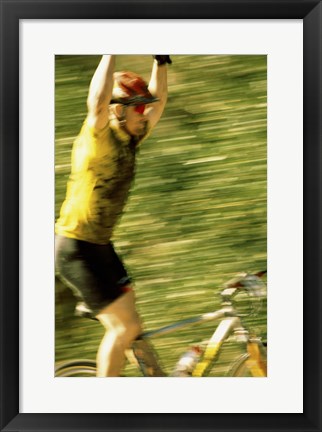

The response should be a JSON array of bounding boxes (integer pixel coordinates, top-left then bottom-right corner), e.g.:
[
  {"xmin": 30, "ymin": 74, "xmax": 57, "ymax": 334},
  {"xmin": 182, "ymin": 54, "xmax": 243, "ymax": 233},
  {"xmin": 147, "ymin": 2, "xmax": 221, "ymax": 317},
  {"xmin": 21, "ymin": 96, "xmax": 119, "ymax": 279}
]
[
  {"xmin": 155, "ymin": 89, "xmax": 168, "ymax": 107},
  {"xmin": 160, "ymin": 91, "xmax": 168, "ymax": 108}
]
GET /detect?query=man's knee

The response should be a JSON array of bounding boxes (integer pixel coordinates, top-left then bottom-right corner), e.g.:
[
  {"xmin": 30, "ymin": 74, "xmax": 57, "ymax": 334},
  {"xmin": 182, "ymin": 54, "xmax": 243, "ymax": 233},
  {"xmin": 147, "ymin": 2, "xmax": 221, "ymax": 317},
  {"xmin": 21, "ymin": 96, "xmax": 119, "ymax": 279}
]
[
  {"xmin": 97, "ymin": 290, "xmax": 142, "ymax": 344},
  {"xmin": 103, "ymin": 320, "xmax": 140, "ymax": 353},
  {"xmin": 99, "ymin": 313, "xmax": 142, "ymax": 347},
  {"xmin": 118, "ymin": 317, "xmax": 142, "ymax": 345}
]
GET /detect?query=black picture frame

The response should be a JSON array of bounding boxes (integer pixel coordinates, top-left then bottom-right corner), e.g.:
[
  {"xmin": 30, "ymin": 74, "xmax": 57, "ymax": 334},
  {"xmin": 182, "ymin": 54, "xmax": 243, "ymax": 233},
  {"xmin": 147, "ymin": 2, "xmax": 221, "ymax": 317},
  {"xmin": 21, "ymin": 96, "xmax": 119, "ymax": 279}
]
[{"xmin": 1, "ymin": 1, "xmax": 321, "ymax": 431}]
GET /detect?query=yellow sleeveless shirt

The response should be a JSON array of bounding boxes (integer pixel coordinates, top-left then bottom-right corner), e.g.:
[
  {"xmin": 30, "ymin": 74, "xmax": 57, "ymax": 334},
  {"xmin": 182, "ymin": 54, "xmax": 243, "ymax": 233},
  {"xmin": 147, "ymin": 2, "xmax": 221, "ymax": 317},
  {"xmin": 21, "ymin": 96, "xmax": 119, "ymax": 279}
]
[{"xmin": 55, "ymin": 117, "xmax": 150, "ymax": 244}]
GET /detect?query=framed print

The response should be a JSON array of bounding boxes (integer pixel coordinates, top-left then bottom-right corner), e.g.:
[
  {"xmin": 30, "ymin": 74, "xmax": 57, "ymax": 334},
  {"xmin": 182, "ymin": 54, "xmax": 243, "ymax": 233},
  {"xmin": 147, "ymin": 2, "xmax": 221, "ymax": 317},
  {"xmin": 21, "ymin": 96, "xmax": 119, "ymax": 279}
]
[{"xmin": 1, "ymin": 0, "xmax": 321, "ymax": 431}]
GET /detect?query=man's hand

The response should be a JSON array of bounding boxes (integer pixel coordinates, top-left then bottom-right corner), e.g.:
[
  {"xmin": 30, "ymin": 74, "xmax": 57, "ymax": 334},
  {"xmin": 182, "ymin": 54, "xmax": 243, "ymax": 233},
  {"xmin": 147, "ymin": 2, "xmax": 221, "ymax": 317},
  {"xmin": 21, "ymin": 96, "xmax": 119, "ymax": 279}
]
[{"xmin": 153, "ymin": 55, "xmax": 172, "ymax": 66}]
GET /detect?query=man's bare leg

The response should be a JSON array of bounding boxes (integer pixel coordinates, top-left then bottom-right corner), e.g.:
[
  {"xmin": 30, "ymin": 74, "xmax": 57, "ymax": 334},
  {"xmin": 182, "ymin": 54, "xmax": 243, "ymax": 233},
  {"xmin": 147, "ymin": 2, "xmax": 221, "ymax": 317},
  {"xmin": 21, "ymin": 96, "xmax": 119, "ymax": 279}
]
[{"xmin": 95, "ymin": 289, "xmax": 142, "ymax": 377}]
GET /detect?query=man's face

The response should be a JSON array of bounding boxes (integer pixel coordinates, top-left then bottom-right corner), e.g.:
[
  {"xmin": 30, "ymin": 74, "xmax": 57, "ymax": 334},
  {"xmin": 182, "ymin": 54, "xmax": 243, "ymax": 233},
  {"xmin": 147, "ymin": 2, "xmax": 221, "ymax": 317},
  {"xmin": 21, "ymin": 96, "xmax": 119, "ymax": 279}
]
[{"xmin": 124, "ymin": 105, "xmax": 148, "ymax": 137}]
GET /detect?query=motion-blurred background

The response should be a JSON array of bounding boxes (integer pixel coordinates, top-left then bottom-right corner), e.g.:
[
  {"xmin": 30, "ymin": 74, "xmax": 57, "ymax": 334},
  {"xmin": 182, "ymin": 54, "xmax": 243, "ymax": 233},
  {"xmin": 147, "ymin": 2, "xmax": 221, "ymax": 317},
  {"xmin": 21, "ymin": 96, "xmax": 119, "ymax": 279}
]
[{"xmin": 55, "ymin": 55, "xmax": 267, "ymax": 376}]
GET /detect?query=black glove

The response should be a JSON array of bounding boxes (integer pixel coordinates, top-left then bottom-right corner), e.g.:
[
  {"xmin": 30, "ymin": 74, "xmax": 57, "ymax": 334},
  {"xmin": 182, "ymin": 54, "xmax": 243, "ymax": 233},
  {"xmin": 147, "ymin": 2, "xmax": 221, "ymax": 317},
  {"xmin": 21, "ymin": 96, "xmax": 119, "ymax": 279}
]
[{"xmin": 153, "ymin": 55, "xmax": 172, "ymax": 66}]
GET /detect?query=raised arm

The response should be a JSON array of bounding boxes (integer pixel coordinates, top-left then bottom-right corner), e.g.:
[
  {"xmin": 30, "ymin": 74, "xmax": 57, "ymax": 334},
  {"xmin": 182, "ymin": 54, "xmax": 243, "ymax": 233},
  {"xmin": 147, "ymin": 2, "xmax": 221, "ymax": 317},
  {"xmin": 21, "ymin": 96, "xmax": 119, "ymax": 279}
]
[
  {"xmin": 146, "ymin": 56, "xmax": 170, "ymax": 129},
  {"xmin": 87, "ymin": 55, "xmax": 115, "ymax": 130}
]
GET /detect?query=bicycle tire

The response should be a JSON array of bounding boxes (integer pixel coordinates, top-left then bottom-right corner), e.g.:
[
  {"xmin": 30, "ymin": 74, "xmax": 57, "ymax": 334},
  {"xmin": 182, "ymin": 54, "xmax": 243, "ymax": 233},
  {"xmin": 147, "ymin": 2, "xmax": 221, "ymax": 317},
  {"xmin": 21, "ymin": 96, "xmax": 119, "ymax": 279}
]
[
  {"xmin": 204, "ymin": 339, "xmax": 267, "ymax": 377},
  {"xmin": 227, "ymin": 351, "xmax": 267, "ymax": 377},
  {"xmin": 55, "ymin": 359, "xmax": 96, "ymax": 377},
  {"xmin": 227, "ymin": 353, "xmax": 251, "ymax": 376}
]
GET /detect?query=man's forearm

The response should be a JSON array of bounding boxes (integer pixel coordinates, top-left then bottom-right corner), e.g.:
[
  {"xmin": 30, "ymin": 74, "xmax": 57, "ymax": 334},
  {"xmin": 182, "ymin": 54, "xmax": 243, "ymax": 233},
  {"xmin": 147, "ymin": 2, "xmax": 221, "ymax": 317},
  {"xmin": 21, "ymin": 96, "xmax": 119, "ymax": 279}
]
[
  {"xmin": 87, "ymin": 55, "xmax": 115, "ymax": 111},
  {"xmin": 148, "ymin": 60, "xmax": 168, "ymax": 106}
]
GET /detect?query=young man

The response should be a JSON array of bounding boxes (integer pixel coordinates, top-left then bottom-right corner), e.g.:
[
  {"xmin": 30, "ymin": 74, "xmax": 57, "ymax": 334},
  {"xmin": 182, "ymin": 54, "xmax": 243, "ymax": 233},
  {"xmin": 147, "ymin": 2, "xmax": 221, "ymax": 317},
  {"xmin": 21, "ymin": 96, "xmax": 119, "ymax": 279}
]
[{"xmin": 55, "ymin": 55, "xmax": 171, "ymax": 377}]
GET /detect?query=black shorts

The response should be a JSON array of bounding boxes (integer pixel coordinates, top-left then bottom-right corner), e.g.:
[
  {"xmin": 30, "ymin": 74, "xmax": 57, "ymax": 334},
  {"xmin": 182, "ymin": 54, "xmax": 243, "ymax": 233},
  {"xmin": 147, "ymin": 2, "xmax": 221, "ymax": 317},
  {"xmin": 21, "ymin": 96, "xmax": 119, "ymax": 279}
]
[{"xmin": 55, "ymin": 235, "xmax": 131, "ymax": 315}]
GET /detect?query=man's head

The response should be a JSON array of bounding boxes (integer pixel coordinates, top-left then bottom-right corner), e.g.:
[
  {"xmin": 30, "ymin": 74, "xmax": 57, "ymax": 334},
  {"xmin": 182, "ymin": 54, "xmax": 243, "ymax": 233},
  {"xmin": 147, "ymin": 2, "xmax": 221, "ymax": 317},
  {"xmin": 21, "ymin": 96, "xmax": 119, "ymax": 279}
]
[{"xmin": 111, "ymin": 71, "xmax": 158, "ymax": 137}]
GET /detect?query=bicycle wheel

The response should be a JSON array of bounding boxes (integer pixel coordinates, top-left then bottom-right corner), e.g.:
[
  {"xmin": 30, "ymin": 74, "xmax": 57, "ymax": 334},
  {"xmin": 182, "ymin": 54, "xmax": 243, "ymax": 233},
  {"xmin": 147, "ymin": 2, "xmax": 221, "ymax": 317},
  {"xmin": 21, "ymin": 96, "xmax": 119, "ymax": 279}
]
[
  {"xmin": 227, "ymin": 346, "xmax": 267, "ymax": 377},
  {"xmin": 227, "ymin": 353, "xmax": 252, "ymax": 376},
  {"xmin": 204, "ymin": 340, "xmax": 267, "ymax": 377},
  {"xmin": 55, "ymin": 359, "xmax": 96, "ymax": 377}
]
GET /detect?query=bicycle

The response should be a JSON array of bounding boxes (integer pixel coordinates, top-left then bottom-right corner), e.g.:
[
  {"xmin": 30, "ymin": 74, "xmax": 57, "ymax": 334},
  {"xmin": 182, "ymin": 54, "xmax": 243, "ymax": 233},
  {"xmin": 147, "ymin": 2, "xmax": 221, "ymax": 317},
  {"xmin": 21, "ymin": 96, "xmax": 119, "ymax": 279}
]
[{"xmin": 55, "ymin": 270, "xmax": 267, "ymax": 377}]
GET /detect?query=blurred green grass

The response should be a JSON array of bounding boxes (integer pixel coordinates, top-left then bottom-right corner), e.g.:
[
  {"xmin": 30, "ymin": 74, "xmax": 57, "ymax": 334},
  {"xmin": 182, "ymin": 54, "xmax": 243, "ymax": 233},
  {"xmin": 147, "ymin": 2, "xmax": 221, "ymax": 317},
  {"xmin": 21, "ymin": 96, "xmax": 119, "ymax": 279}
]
[{"xmin": 55, "ymin": 55, "xmax": 267, "ymax": 376}]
